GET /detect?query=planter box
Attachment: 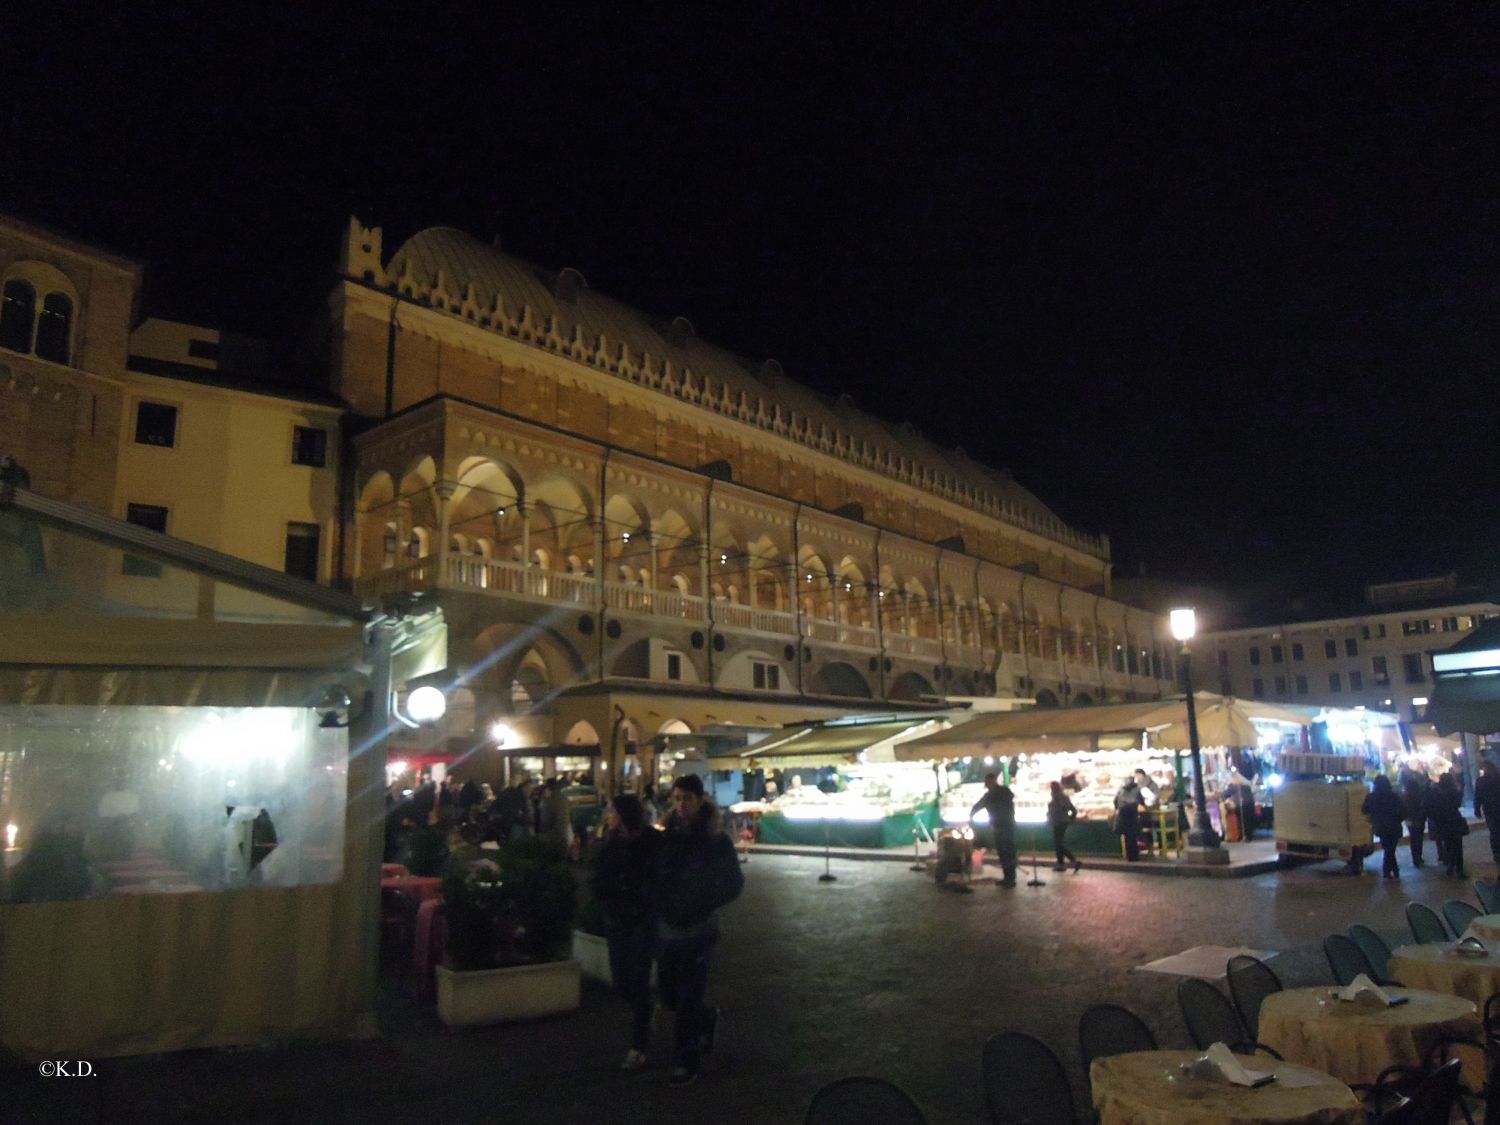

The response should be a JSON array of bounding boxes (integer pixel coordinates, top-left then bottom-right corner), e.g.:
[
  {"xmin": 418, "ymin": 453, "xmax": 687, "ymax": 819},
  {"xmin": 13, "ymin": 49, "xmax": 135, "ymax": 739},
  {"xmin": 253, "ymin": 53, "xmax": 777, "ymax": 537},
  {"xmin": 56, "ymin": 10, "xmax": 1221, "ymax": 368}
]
[
  {"xmin": 435, "ymin": 960, "xmax": 581, "ymax": 1027},
  {"xmin": 572, "ymin": 930, "xmax": 612, "ymax": 985}
]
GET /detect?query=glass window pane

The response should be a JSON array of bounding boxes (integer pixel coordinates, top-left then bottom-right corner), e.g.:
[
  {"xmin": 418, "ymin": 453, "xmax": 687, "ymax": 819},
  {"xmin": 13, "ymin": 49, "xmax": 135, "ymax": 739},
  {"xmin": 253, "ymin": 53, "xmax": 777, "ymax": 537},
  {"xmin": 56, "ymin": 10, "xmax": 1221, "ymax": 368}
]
[
  {"xmin": 0, "ymin": 705, "xmax": 345, "ymax": 901},
  {"xmin": 34, "ymin": 292, "xmax": 72, "ymax": 363},
  {"xmin": 135, "ymin": 402, "xmax": 178, "ymax": 447},
  {"xmin": 0, "ymin": 279, "xmax": 35, "ymax": 353}
]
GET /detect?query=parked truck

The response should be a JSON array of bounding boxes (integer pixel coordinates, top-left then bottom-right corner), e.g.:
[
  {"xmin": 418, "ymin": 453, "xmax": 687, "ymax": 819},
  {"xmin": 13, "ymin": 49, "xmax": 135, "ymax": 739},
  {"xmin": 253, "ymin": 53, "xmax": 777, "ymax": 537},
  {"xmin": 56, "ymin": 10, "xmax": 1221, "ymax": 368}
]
[{"xmin": 1273, "ymin": 753, "xmax": 1372, "ymax": 868}]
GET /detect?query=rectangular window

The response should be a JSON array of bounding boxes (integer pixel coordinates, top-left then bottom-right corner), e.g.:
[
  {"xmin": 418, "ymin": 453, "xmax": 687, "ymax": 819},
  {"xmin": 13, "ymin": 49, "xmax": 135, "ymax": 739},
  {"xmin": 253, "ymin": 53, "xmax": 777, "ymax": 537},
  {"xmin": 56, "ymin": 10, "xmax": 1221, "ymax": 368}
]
[
  {"xmin": 1292, "ymin": 643, "xmax": 1304, "ymax": 661},
  {"xmin": 1273, "ymin": 675, "xmax": 1286, "ymax": 695},
  {"xmin": 134, "ymin": 401, "xmax": 178, "ymax": 447},
  {"xmin": 1345, "ymin": 638, "xmax": 1358, "ymax": 657},
  {"xmin": 666, "ymin": 652, "xmax": 683, "ymax": 681},
  {"xmin": 1403, "ymin": 619, "xmax": 1433, "ymax": 637},
  {"xmin": 1324, "ymin": 639, "xmax": 1337, "ymax": 659},
  {"xmin": 1402, "ymin": 653, "xmax": 1425, "ymax": 683},
  {"xmin": 1126, "ymin": 647, "xmax": 1139, "ymax": 675},
  {"xmin": 1252, "ymin": 677, "xmax": 1264, "ymax": 698},
  {"xmin": 1376, "ymin": 623, "xmax": 1387, "ymax": 638},
  {"xmin": 1295, "ymin": 674, "xmax": 1308, "ymax": 695},
  {"xmin": 752, "ymin": 660, "xmax": 780, "ymax": 691},
  {"xmin": 1270, "ymin": 645, "xmax": 1283, "ymax": 664},
  {"xmin": 1249, "ymin": 646, "xmax": 1261, "ymax": 666},
  {"xmin": 186, "ymin": 338, "xmax": 220, "ymax": 361},
  {"xmin": 1217, "ymin": 649, "xmax": 1229, "ymax": 667},
  {"xmin": 1372, "ymin": 655, "xmax": 1389, "ymax": 683},
  {"xmin": 1361, "ymin": 625, "xmax": 1371, "ymax": 640},
  {"xmin": 122, "ymin": 503, "xmax": 168, "ymax": 576},
  {"xmin": 1329, "ymin": 672, "xmax": 1342, "ymax": 692},
  {"xmin": 1441, "ymin": 616, "xmax": 1459, "ymax": 633},
  {"xmin": 283, "ymin": 522, "xmax": 320, "ymax": 581},
  {"xmin": 291, "ymin": 426, "xmax": 328, "ymax": 468},
  {"xmin": 1349, "ymin": 670, "xmax": 1363, "ymax": 691}
]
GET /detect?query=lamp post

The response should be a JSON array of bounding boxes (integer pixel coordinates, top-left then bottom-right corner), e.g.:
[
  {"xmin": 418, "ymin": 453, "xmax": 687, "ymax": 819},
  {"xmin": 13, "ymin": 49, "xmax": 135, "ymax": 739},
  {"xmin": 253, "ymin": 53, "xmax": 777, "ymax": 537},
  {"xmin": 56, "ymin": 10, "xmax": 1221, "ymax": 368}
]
[{"xmin": 1170, "ymin": 608, "xmax": 1230, "ymax": 864}]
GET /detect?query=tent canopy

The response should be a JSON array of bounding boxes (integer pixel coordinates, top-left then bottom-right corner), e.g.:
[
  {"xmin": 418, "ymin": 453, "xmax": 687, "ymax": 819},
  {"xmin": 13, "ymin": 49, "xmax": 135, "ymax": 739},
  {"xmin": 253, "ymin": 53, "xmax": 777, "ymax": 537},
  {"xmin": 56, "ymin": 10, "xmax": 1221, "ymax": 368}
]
[
  {"xmin": 708, "ymin": 717, "xmax": 945, "ymax": 770},
  {"xmin": 894, "ymin": 694, "xmax": 1313, "ymax": 761}
]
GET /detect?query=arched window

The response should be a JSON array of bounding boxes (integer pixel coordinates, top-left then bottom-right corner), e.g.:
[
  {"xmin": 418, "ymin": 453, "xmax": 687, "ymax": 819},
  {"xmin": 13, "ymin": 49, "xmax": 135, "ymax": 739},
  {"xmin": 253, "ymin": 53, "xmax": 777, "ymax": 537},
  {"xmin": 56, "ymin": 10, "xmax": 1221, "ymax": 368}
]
[
  {"xmin": 35, "ymin": 292, "xmax": 72, "ymax": 363},
  {"xmin": 0, "ymin": 280, "xmax": 35, "ymax": 353}
]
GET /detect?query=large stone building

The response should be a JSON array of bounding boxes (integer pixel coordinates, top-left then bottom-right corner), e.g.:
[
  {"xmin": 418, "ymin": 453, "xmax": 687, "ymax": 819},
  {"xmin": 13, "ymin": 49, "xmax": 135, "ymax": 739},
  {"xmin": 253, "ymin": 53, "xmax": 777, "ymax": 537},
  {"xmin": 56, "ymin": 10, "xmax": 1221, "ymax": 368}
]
[
  {"xmin": 1201, "ymin": 575, "xmax": 1500, "ymax": 723},
  {"xmin": 331, "ymin": 219, "xmax": 1175, "ymax": 769}
]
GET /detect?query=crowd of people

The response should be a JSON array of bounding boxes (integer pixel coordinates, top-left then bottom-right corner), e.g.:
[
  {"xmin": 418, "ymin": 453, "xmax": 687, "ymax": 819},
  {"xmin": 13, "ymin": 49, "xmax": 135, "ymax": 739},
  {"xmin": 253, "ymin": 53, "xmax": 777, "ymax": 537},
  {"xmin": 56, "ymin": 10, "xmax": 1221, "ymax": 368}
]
[{"xmin": 1361, "ymin": 765, "xmax": 1471, "ymax": 879}]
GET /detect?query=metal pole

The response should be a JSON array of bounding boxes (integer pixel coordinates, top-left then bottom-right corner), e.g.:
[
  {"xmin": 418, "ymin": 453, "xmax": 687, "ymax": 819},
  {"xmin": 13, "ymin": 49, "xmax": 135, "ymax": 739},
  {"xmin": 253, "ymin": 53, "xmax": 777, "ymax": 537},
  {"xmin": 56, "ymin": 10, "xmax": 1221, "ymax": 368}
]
[
  {"xmin": 1182, "ymin": 646, "xmax": 1221, "ymax": 848},
  {"xmin": 819, "ymin": 816, "xmax": 837, "ymax": 882}
]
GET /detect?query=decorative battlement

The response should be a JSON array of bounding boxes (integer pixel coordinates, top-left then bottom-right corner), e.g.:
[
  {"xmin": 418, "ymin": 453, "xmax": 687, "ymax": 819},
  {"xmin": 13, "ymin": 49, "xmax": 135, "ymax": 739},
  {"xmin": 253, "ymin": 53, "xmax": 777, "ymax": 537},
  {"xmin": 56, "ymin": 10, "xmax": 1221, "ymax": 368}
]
[{"xmin": 339, "ymin": 218, "xmax": 1110, "ymax": 563}]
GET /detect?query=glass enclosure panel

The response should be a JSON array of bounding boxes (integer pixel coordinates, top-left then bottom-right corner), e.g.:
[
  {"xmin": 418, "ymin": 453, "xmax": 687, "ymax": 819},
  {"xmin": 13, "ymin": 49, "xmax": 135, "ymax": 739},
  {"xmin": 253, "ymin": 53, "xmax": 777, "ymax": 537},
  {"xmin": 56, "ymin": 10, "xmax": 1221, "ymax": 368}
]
[{"xmin": 0, "ymin": 705, "xmax": 346, "ymax": 902}]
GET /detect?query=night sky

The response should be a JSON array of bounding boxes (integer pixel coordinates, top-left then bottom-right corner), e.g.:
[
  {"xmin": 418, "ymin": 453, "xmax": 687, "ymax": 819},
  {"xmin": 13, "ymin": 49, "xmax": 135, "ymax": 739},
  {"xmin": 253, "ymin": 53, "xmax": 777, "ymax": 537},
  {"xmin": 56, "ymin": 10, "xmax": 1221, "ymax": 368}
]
[{"xmin": 3, "ymin": 4, "xmax": 1497, "ymax": 615}]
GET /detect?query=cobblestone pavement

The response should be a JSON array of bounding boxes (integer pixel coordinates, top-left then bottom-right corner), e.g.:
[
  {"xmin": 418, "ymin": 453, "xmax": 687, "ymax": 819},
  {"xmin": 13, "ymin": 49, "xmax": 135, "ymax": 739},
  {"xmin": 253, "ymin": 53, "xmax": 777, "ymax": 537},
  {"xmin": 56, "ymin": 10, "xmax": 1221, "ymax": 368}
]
[{"xmin": 9, "ymin": 832, "xmax": 1498, "ymax": 1125}]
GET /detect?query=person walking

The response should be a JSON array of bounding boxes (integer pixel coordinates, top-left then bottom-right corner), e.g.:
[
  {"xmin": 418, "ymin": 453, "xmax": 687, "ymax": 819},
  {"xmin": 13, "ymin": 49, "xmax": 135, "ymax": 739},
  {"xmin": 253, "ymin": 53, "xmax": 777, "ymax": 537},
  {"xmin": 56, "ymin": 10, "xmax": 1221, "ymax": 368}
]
[
  {"xmin": 1047, "ymin": 780, "xmax": 1081, "ymax": 873},
  {"xmin": 1114, "ymin": 775, "xmax": 1145, "ymax": 862},
  {"xmin": 1475, "ymin": 761, "xmax": 1500, "ymax": 869},
  {"xmin": 590, "ymin": 794, "xmax": 661, "ymax": 1071},
  {"xmin": 970, "ymin": 772, "xmax": 1018, "ymax": 887},
  {"xmin": 652, "ymin": 774, "xmax": 744, "ymax": 1088},
  {"xmin": 1362, "ymin": 775, "xmax": 1406, "ymax": 879},
  {"xmin": 1426, "ymin": 772, "xmax": 1468, "ymax": 878},
  {"xmin": 1402, "ymin": 770, "xmax": 1430, "ymax": 868}
]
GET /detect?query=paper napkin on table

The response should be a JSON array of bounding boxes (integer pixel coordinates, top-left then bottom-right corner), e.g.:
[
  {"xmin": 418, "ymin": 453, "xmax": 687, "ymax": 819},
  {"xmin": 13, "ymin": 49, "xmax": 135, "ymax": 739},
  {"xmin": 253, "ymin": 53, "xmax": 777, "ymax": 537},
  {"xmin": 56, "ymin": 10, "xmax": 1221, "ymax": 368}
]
[
  {"xmin": 1205, "ymin": 1042, "xmax": 1274, "ymax": 1087},
  {"xmin": 1337, "ymin": 973, "xmax": 1397, "ymax": 1005},
  {"xmin": 1456, "ymin": 935, "xmax": 1487, "ymax": 953}
]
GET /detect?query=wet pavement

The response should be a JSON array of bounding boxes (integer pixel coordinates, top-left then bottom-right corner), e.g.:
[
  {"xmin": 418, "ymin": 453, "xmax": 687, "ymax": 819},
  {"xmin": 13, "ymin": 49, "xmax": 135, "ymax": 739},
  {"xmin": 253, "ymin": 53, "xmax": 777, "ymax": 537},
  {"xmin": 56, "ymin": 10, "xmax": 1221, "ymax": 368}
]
[{"xmin": 7, "ymin": 831, "xmax": 1497, "ymax": 1125}]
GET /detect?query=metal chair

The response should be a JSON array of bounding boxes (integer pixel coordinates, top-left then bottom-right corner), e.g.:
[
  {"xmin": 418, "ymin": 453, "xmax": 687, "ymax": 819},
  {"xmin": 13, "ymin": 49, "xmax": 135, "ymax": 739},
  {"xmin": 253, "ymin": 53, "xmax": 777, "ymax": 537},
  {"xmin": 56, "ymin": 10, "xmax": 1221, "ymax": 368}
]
[
  {"xmin": 981, "ymin": 1032, "xmax": 1077, "ymax": 1125},
  {"xmin": 1226, "ymin": 954, "xmax": 1282, "ymax": 1041},
  {"xmin": 1406, "ymin": 902, "xmax": 1451, "ymax": 945},
  {"xmin": 1362, "ymin": 1057, "xmax": 1470, "ymax": 1125},
  {"xmin": 1444, "ymin": 899, "xmax": 1481, "ymax": 939},
  {"xmin": 1177, "ymin": 978, "xmax": 1249, "ymax": 1050},
  {"xmin": 1325, "ymin": 933, "xmax": 1378, "ymax": 986},
  {"xmin": 1079, "ymin": 1003, "xmax": 1156, "ymax": 1074},
  {"xmin": 1349, "ymin": 924, "xmax": 1399, "ymax": 986},
  {"xmin": 1474, "ymin": 879, "xmax": 1500, "ymax": 914},
  {"xmin": 804, "ymin": 1077, "xmax": 928, "ymax": 1125}
]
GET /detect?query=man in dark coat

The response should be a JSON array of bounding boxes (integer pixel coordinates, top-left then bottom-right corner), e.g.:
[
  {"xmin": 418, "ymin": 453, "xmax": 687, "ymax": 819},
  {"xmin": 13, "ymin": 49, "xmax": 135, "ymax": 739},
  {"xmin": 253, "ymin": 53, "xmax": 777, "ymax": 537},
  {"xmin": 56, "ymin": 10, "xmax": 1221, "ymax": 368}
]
[
  {"xmin": 1401, "ymin": 769, "xmax": 1430, "ymax": 868},
  {"xmin": 970, "ymin": 773, "xmax": 1018, "ymax": 886},
  {"xmin": 1474, "ymin": 761, "xmax": 1500, "ymax": 869},
  {"xmin": 1362, "ymin": 775, "xmax": 1406, "ymax": 879},
  {"xmin": 652, "ymin": 774, "xmax": 745, "ymax": 1088}
]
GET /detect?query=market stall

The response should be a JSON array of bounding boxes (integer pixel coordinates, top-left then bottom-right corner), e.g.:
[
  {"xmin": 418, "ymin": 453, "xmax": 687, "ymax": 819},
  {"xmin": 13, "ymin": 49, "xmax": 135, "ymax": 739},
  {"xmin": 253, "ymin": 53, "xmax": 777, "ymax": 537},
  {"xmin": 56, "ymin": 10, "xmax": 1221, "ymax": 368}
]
[{"xmin": 712, "ymin": 717, "xmax": 948, "ymax": 848}]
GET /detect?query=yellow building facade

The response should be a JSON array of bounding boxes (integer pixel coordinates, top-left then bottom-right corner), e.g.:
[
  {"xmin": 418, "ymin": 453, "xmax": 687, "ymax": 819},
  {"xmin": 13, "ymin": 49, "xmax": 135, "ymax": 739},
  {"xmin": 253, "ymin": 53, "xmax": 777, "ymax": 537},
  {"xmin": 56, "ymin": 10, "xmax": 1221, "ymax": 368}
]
[{"xmin": 331, "ymin": 220, "xmax": 1176, "ymax": 763}]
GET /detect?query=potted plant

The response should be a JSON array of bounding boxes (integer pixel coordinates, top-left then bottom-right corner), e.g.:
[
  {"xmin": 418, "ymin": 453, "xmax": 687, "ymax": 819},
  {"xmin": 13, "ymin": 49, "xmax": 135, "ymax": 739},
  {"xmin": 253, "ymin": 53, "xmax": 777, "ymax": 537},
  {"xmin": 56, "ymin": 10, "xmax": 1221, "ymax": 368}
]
[{"xmin": 435, "ymin": 837, "xmax": 581, "ymax": 1026}]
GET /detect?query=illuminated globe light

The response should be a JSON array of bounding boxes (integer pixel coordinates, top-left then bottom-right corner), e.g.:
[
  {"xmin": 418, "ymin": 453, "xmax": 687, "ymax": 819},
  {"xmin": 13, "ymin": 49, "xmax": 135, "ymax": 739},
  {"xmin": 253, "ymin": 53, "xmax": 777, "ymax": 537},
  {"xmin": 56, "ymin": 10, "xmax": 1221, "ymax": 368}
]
[
  {"xmin": 407, "ymin": 686, "xmax": 447, "ymax": 723},
  {"xmin": 1266, "ymin": 773, "xmax": 1284, "ymax": 790},
  {"xmin": 1169, "ymin": 607, "xmax": 1197, "ymax": 642},
  {"xmin": 489, "ymin": 721, "xmax": 513, "ymax": 746},
  {"xmin": 5, "ymin": 824, "xmax": 16, "ymax": 848}
]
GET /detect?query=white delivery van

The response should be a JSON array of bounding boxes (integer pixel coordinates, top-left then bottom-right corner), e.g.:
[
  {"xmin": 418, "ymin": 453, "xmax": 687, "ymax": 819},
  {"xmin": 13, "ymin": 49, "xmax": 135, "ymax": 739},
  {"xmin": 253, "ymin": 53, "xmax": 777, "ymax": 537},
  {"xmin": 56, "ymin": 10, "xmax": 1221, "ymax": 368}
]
[{"xmin": 1273, "ymin": 753, "xmax": 1372, "ymax": 867}]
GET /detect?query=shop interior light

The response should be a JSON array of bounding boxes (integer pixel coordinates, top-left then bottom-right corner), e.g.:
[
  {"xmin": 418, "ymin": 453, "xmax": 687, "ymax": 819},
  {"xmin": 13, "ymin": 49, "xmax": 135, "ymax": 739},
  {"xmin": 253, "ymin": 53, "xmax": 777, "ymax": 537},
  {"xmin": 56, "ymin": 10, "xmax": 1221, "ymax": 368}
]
[
  {"xmin": 5, "ymin": 824, "xmax": 16, "ymax": 849},
  {"xmin": 1412, "ymin": 697, "xmax": 1429, "ymax": 707}
]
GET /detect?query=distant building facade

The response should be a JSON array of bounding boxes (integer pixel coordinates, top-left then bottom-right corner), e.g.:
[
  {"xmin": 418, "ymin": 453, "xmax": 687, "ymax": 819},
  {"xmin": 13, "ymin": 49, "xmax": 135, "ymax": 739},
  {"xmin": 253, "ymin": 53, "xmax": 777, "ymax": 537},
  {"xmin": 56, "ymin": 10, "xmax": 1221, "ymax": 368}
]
[
  {"xmin": 1200, "ymin": 575, "xmax": 1500, "ymax": 723},
  {"xmin": 330, "ymin": 219, "xmax": 1176, "ymax": 760},
  {"xmin": 0, "ymin": 216, "xmax": 343, "ymax": 601}
]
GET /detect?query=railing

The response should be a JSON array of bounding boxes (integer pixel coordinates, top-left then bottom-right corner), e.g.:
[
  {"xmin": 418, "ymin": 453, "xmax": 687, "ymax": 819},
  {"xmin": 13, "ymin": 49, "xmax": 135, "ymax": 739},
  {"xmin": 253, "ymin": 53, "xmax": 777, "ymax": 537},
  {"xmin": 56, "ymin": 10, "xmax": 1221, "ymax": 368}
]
[
  {"xmin": 885, "ymin": 632, "xmax": 945, "ymax": 660},
  {"xmin": 949, "ymin": 642, "xmax": 986, "ymax": 667},
  {"xmin": 713, "ymin": 602, "xmax": 798, "ymax": 635},
  {"xmin": 603, "ymin": 582, "xmax": 706, "ymax": 621}
]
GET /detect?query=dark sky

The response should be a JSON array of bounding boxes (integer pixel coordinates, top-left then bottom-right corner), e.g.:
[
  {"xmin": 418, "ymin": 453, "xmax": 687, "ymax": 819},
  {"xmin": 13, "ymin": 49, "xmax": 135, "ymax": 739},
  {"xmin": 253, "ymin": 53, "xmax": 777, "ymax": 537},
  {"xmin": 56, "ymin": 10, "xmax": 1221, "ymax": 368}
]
[{"xmin": 3, "ymin": 3, "xmax": 1497, "ymax": 609}]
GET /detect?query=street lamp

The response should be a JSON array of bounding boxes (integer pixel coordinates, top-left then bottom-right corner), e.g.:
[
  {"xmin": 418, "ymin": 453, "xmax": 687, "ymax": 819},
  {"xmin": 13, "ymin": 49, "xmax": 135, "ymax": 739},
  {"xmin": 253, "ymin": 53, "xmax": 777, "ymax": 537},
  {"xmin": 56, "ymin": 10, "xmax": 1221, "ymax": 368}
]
[{"xmin": 1170, "ymin": 607, "xmax": 1229, "ymax": 862}]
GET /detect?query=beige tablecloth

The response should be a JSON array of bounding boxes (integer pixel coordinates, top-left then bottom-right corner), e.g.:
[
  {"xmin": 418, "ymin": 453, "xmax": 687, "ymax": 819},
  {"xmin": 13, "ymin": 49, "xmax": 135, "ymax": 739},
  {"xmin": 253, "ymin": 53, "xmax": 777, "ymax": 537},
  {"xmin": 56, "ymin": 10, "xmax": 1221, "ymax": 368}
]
[
  {"xmin": 1090, "ymin": 1050, "xmax": 1362, "ymax": 1125},
  {"xmin": 1258, "ymin": 986, "xmax": 1480, "ymax": 1086},
  {"xmin": 1464, "ymin": 914, "xmax": 1500, "ymax": 946},
  {"xmin": 1389, "ymin": 942, "xmax": 1500, "ymax": 1009}
]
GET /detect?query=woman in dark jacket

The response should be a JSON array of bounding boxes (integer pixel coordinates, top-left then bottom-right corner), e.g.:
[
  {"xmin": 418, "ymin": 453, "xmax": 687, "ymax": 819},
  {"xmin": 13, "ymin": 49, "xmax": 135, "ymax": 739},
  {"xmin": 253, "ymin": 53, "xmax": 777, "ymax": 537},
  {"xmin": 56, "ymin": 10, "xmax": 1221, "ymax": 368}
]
[
  {"xmin": 1362, "ymin": 775, "xmax": 1406, "ymax": 879},
  {"xmin": 589, "ymin": 794, "xmax": 661, "ymax": 1069},
  {"xmin": 1425, "ymin": 772, "xmax": 1468, "ymax": 878},
  {"xmin": 1047, "ymin": 781, "xmax": 1081, "ymax": 873}
]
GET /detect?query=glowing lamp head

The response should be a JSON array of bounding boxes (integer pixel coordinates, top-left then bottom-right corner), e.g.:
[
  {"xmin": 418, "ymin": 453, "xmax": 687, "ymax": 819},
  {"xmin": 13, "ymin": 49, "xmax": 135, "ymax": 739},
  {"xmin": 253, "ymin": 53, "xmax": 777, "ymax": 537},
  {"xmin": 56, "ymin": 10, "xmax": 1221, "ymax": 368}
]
[
  {"xmin": 5, "ymin": 824, "xmax": 16, "ymax": 849},
  {"xmin": 406, "ymin": 685, "xmax": 447, "ymax": 723},
  {"xmin": 489, "ymin": 721, "xmax": 512, "ymax": 746},
  {"xmin": 1169, "ymin": 608, "xmax": 1197, "ymax": 642}
]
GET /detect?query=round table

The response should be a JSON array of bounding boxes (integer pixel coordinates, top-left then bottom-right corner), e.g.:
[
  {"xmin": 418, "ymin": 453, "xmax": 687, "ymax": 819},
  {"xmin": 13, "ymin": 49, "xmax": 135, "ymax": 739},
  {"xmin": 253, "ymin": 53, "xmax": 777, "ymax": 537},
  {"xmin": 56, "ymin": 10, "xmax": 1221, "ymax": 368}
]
[
  {"xmin": 1258, "ymin": 986, "xmax": 1480, "ymax": 1086},
  {"xmin": 1089, "ymin": 1049, "xmax": 1362, "ymax": 1125},
  {"xmin": 1389, "ymin": 942, "xmax": 1500, "ymax": 1009},
  {"xmin": 1462, "ymin": 914, "xmax": 1500, "ymax": 945}
]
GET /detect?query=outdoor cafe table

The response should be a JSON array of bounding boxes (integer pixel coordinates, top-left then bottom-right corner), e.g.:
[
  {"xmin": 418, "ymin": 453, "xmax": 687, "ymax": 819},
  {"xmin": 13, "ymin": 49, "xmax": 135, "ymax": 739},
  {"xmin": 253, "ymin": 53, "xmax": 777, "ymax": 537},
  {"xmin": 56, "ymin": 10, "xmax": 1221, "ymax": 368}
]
[
  {"xmin": 1461, "ymin": 914, "xmax": 1500, "ymax": 945},
  {"xmin": 1388, "ymin": 942, "xmax": 1500, "ymax": 1009},
  {"xmin": 1089, "ymin": 1049, "xmax": 1362, "ymax": 1125},
  {"xmin": 1258, "ymin": 986, "xmax": 1481, "ymax": 1087}
]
